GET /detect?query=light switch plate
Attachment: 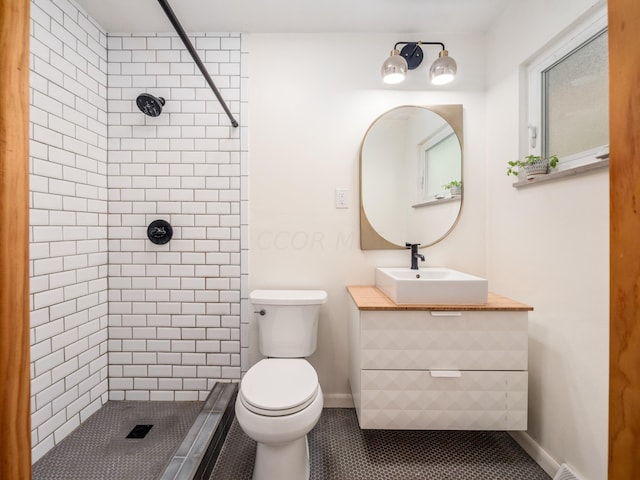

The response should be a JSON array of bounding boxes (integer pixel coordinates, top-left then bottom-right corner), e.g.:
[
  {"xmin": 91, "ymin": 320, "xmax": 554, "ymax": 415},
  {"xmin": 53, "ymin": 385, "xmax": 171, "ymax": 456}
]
[{"xmin": 335, "ymin": 188, "xmax": 348, "ymax": 209}]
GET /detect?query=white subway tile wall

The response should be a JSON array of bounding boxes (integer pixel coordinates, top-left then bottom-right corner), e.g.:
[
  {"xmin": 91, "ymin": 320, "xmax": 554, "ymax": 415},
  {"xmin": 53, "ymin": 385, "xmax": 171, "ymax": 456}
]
[
  {"xmin": 106, "ymin": 30, "xmax": 244, "ymax": 404},
  {"xmin": 30, "ymin": 0, "xmax": 109, "ymax": 462},
  {"xmin": 29, "ymin": 0, "xmax": 248, "ymax": 463}
]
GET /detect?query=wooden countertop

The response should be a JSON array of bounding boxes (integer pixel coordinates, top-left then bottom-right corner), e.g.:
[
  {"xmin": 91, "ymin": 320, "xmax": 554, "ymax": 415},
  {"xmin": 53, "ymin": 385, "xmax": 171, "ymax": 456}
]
[{"xmin": 347, "ymin": 286, "xmax": 533, "ymax": 311}]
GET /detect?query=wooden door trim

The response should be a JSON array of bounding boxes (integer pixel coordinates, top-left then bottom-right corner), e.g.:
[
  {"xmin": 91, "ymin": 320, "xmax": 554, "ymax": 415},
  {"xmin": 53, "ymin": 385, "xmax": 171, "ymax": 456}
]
[
  {"xmin": 0, "ymin": 0, "xmax": 32, "ymax": 478},
  {"xmin": 609, "ymin": 0, "xmax": 640, "ymax": 478}
]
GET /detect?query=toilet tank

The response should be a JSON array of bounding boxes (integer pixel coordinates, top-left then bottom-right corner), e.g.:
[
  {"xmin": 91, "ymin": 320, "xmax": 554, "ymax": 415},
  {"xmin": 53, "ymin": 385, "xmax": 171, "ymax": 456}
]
[{"xmin": 249, "ymin": 290, "xmax": 328, "ymax": 357}]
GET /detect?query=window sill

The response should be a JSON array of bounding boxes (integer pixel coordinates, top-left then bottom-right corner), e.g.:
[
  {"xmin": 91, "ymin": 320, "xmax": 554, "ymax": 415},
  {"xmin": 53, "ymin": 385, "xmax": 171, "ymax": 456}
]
[
  {"xmin": 512, "ymin": 158, "xmax": 609, "ymax": 188},
  {"xmin": 412, "ymin": 196, "xmax": 461, "ymax": 208}
]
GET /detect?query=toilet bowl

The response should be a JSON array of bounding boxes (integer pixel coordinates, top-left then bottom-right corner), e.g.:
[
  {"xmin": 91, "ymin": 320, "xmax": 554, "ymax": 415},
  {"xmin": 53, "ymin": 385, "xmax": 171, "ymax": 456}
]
[
  {"xmin": 235, "ymin": 358, "xmax": 323, "ymax": 480},
  {"xmin": 236, "ymin": 289, "xmax": 327, "ymax": 480}
]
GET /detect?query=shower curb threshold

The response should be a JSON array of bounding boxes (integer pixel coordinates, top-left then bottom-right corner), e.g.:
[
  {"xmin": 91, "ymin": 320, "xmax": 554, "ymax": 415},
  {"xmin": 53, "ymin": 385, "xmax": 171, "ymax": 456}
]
[{"xmin": 158, "ymin": 382, "xmax": 238, "ymax": 480}]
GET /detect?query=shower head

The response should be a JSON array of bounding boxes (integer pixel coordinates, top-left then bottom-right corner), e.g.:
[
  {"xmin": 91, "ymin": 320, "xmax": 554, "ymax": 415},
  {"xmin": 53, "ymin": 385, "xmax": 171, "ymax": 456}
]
[{"xmin": 136, "ymin": 93, "xmax": 165, "ymax": 117}]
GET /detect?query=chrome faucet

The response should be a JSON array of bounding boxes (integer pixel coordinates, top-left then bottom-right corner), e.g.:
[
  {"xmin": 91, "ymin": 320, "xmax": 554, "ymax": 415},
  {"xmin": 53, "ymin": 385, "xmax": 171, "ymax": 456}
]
[{"xmin": 406, "ymin": 243, "xmax": 425, "ymax": 270}]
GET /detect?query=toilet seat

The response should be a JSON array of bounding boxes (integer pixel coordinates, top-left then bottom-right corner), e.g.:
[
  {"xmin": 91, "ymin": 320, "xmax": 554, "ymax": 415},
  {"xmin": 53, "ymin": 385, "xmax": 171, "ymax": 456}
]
[{"xmin": 240, "ymin": 359, "xmax": 319, "ymax": 417}]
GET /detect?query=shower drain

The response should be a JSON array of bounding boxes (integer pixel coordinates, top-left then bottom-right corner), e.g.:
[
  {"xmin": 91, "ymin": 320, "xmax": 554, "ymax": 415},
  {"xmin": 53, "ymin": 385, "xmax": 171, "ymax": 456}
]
[{"xmin": 126, "ymin": 424, "xmax": 153, "ymax": 439}]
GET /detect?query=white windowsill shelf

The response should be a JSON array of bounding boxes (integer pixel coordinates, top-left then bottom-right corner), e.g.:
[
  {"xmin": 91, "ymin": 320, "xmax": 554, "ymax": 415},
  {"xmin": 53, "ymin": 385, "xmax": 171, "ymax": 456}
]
[{"xmin": 512, "ymin": 158, "xmax": 609, "ymax": 188}]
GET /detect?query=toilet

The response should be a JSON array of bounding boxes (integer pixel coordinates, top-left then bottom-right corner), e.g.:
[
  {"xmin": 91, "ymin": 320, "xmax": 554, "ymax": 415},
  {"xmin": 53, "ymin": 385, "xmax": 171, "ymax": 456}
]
[{"xmin": 235, "ymin": 289, "xmax": 327, "ymax": 480}]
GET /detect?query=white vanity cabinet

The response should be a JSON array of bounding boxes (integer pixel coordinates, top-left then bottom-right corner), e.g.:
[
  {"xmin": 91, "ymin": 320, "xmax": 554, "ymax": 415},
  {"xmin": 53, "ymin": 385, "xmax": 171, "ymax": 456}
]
[{"xmin": 347, "ymin": 287, "xmax": 531, "ymax": 431}]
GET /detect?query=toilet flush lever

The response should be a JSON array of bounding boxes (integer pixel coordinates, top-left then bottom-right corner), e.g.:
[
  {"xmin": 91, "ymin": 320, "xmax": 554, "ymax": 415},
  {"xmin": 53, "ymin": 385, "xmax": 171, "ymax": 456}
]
[{"xmin": 254, "ymin": 309, "xmax": 266, "ymax": 316}]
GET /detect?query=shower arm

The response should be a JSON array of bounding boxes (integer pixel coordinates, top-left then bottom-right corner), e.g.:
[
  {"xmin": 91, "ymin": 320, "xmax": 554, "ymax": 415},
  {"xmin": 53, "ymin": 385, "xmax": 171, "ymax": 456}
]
[{"xmin": 157, "ymin": 0, "xmax": 239, "ymax": 128}]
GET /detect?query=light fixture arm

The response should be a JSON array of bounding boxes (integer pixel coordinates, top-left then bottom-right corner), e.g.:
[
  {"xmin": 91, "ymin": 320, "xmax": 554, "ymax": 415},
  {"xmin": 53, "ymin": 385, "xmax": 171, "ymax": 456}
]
[
  {"xmin": 391, "ymin": 41, "xmax": 448, "ymax": 71},
  {"xmin": 393, "ymin": 41, "xmax": 446, "ymax": 51}
]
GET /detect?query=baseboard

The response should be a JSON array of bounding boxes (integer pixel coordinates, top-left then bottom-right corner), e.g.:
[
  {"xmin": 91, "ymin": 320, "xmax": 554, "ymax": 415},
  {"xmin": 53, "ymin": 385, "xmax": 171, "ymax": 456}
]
[
  {"xmin": 509, "ymin": 431, "xmax": 560, "ymax": 478},
  {"xmin": 323, "ymin": 393, "xmax": 354, "ymax": 408}
]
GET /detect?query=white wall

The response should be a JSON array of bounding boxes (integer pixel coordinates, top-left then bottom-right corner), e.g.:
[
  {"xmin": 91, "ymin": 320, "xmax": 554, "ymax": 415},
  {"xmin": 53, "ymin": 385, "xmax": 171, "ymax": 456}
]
[
  {"xmin": 29, "ymin": 0, "xmax": 248, "ymax": 462},
  {"xmin": 247, "ymin": 33, "xmax": 488, "ymax": 404},
  {"xmin": 485, "ymin": 1, "xmax": 608, "ymax": 479},
  {"xmin": 106, "ymin": 32, "xmax": 246, "ymax": 402},
  {"xmin": 29, "ymin": 0, "xmax": 109, "ymax": 462},
  {"xmin": 249, "ymin": 9, "xmax": 609, "ymax": 476}
]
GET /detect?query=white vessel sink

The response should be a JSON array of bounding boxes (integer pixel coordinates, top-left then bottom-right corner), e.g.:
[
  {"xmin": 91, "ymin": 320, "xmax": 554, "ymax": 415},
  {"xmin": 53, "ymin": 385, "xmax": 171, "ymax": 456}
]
[{"xmin": 375, "ymin": 267, "xmax": 489, "ymax": 305}]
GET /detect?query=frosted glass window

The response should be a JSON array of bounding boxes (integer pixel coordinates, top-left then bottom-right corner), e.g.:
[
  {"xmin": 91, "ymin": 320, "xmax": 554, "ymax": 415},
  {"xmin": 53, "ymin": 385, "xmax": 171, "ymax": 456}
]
[
  {"xmin": 526, "ymin": 7, "xmax": 608, "ymax": 170},
  {"xmin": 543, "ymin": 30, "xmax": 608, "ymax": 159}
]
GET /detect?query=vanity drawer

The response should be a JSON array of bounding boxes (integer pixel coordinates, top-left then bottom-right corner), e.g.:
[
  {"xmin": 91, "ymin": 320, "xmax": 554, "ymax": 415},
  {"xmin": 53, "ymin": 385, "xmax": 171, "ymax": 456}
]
[
  {"xmin": 359, "ymin": 310, "xmax": 528, "ymax": 371},
  {"xmin": 358, "ymin": 369, "xmax": 527, "ymax": 430}
]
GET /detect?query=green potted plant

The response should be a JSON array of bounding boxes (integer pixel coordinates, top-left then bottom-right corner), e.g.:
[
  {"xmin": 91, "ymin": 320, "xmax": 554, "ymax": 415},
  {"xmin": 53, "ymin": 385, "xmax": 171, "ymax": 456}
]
[
  {"xmin": 507, "ymin": 154, "xmax": 559, "ymax": 179},
  {"xmin": 442, "ymin": 180, "xmax": 462, "ymax": 196}
]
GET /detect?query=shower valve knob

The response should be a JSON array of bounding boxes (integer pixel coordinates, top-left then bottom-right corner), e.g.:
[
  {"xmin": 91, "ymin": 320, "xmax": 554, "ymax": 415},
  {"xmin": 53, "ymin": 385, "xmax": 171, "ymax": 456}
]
[{"xmin": 147, "ymin": 219, "xmax": 173, "ymax": 245}]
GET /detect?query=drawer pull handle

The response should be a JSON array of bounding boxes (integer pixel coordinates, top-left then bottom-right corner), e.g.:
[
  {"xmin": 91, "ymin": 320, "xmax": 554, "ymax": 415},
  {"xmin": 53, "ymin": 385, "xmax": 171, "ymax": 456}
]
[
  {"xmin": 430, "ymin": 370, "xmax": 462, "ymax": 378},
  {"xmin": 430, "ymin": 311, "xmax": 462, "ymax": 317}
]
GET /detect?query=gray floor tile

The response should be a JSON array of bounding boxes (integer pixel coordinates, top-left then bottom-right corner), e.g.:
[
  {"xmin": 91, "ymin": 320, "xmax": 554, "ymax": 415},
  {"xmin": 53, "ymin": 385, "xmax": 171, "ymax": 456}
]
[
  {"xmin": 33, "ymin": 401, "xmax": 203, "ymax": 480},
  {"xmin": 210, "ymin": 408, "xmax": 551, "ymax": 480}
]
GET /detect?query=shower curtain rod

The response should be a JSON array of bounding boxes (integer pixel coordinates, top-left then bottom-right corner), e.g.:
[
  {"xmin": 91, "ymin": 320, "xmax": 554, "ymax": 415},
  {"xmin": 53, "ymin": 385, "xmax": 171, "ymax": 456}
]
[{"xmin": 157, "ymin": 0, "xmax": 239, "ymax": 128}]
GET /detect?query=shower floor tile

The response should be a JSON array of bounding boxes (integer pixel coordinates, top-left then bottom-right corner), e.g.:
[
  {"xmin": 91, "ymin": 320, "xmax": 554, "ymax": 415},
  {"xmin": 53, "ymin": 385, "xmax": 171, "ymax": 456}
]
[
  {"xmin": 33, "ymin": 401, "xmax": 203, "ymax": 480},
  {"xmin": 210, "ymin": 408, "xmax": 551, "ymax": 480}
]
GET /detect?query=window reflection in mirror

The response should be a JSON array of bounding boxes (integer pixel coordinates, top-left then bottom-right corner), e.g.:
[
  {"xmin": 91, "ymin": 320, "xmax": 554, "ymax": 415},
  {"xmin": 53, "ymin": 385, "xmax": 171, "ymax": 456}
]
[
  {"xmin": 419, "ymin": 125, "xmax": 461, "ymax": 202},
  {"xmin": 360, "ymin": 105, "xmax": 463, "ymax": 250}
]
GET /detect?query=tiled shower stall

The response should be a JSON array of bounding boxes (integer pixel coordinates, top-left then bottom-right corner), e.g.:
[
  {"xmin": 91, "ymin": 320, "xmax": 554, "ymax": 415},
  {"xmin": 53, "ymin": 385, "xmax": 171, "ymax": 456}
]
[{"xmin": 28, "ymin": 0, "xmax": 248, "ymax": 462}]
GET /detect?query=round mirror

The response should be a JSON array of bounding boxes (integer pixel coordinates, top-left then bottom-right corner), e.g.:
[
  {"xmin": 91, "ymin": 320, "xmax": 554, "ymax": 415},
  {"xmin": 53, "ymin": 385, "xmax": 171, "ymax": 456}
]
[{"xmin": 360, "ymin": 105, "xmax": 463, "ymax": 249}]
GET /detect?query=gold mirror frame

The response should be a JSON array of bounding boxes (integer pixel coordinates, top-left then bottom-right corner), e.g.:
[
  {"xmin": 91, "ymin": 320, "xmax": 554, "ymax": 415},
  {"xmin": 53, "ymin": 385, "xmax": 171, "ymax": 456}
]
[{"xmin": 359, "ymin": 104, "xmax": 463, "ymax": 250}]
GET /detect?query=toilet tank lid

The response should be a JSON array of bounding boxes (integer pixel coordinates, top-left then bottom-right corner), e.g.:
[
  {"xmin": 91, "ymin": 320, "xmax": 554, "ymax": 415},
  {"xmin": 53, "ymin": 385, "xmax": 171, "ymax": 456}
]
[{"xmin": 249, "ymin": 289, "xmax": 328, "ymax": 305}]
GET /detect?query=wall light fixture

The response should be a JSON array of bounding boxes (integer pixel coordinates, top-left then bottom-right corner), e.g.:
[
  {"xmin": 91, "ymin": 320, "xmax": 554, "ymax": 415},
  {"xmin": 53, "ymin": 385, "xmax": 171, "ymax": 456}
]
[{"xmin": 381, "ymin": 41, "xmax": 457, "ymax": 86}]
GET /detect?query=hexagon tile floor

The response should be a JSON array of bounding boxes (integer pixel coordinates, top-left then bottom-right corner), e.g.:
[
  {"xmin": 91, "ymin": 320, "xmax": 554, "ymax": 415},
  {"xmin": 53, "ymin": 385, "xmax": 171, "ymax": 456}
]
[
  {"xmin": 33, "ymin": 401, "xmax": 203, "ymax": 480},
  {"xmin": 210, "ymin": 408, "xmax": 551, "ymax": 480}
]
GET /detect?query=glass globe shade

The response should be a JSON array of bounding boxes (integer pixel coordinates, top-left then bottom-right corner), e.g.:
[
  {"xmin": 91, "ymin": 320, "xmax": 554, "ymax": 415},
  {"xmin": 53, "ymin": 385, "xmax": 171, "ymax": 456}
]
[
  {"xmin": 381, "ymin": 49, "xmax": 408, "ymax": 85},
  {"xmin": 429, "ymin": 50, "xmax": 457, "ymax": 85}
]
